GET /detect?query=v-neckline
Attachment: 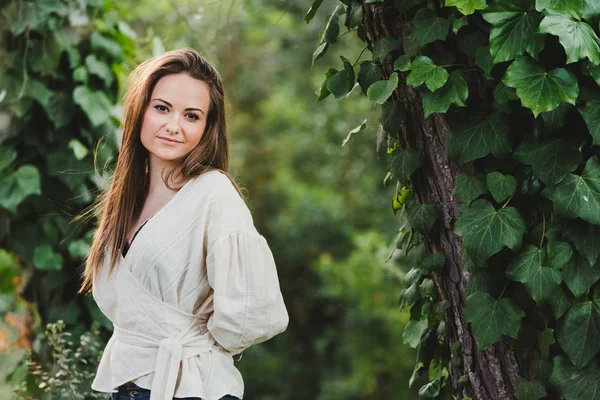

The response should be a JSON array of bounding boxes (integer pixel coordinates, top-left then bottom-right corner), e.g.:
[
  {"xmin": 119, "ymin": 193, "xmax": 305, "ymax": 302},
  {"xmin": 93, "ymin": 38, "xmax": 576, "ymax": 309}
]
[{"xmin": 121, "ymin": 175, "xmax": 198, "ymax": 261}]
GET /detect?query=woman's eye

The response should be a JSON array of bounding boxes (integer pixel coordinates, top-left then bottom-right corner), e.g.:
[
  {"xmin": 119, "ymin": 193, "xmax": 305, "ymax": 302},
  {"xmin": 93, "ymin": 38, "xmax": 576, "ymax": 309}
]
[
  {"xmin": 186, "ymin": 113, "xmax": 199, "ymax": 121},
  {"xmin": 154, "ymin": 105, "xmax": 168, "ymax": 112}
]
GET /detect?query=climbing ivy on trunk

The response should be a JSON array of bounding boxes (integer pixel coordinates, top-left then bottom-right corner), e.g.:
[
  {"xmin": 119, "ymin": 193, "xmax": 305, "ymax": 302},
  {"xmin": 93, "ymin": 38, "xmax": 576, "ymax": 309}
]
[{"xmin": 309, "ymin": 0, "xmax": 600, "ymax": 399}]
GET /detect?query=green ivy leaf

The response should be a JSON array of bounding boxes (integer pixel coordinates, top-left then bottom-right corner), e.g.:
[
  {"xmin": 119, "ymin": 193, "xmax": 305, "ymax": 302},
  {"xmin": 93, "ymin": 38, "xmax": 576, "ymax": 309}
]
[
  {"xmin": 455, "ymin": 199, "xmax": 527, "ymax": 266},
  {"xmin": 541, "ymin": 103, "xmax": 572, "ymax": 133},
  {"xmin": 327, "ymin": 70, "xmax": 351, "ymax": 99},
  {"xmin": 47, "ymin": 93, "xmax": 75, "ymax": 129},
  {"xmin": 539, "ymin": 328, "xmax": 555, "ymax": 360},
  {"xmin": 407, "ymin": 202, "xmax": 440, "ymax": 235},
  {"xmin": 562, "ymin": 256, "xmax": 600, "ymax": 297},
  {"xmin": 447, "ymin": 112, "xmax": 511, "ymax": 164},
  {"xmin": 85, "ymin": 54, "xmax": 114, "ymax": 87},
  {"xmin": 475, "ymin": 46, "xmax": 494, "ymax": 76},
  {"xmin": 68, "ymin": 139, "xmax": 89, "ymax": 160},
  {"xmin": 493, "ymin": 82, "xmax": 519, "ymax": 105},
  {"xmin": 418, "ymin": 379, "xmax": 442, "ymax": 399},
  {"xmin": 449, "ymin": 14, "xmax": 468, "ymax": 34},
  {"xmin": 91, "ymin": 32, "xmax": 124, "ymax": 62},
  {"xmin": 506, "ymin": 245, "xmax": 562, "ymax": 303},
  {"xmin": 543, "ymin": 157, "xmax": 600, "ymax": 224},
  {"xmin": 579, "ymin": 100, "xmax": 600, "ymax": 146},
  {"xmin": 393, "ymin": 55, "xmax": 411, "ymax": 72},
  {"xmin": 406, "ymin": 56, "xmax": 449, "ymax": 92},
  {"xmin": 342, "ymin": 119, "xmax": 367, "ymax": 147},
  {"xmin": 33, "ymin": 244, "xmax": 63, "ymax": 271},
  {"xmin": 516, "ymin": 378, "xmax": 547, "ymax": 400},
  {"xmin": 557, "ymin": 300, "xmax": 600, "ymax": 368},
  {"xmin": 486, "ymin": 172, "xmax": 517, "ymax": 203},
  {"xmin": 345, "ymin": 2, "xmax": 363, "ymax": 29},
  {"xmin": 536, "ymin": 0, "xmax": 584, "ymax": 19},
  {"xmin": 388, "ymin": 148, "xmax": 422, "ymax": 185},
  {"xmin": 453, "ymin": 173, "xmax": 489, "ymax": 205},
  {"xmin": 0, "ymin": 164, "xmax": 42, "ymax": 213},
  {"xmin": 10, "ymin": 0, "xmax": 67, "ymax": 35},
  {"xmin": 73, "ymin": 86, "xmax": 113, "ymax": 127},
  {"xmin": 420, "ymin": 71, "xmax": 468, "ymax": 119},
  {"xmin": 367, "ymin": 72, "xmax": 398, "ymax": 104},
  {"xmin": 482, "ymin": 2, "xmax": 543, "ymax": 64},
  {"xmin": 357, "ymin": 62, "xmax": 382, "ymax": 95},
  {"xmin": 380, "ymin": 102, "xmax": 406, "ymax": 133},
  {"xmin": 563, "ymin": 220, "xmax": 600, "ymax": 266},
  {"xmin": 539, "ymin": 15, "xmax": 600, "ymax": 64},
  {"xmin": 513, "ymin": 137, "xmax": 581, "ymax": 186},
  {"xmin": 550, "ymin": 286, "xmax": 574, "ymax": 319},
  {"xmin": 550, "ymin": 356, "xmax": 600, "ymax": 400},
  {"xmin": 445, "ymin": 0, "xmax": 487, "ymax": 15},
  {"xmin": 0, "ymin": 147, "xmax": 17, "ymax": 173},
  {"xmin": 502, "ymin": 56, "xmax": 579, "ymax": 117},
  {"xmin": 411, "ymin": 8, "xmax": 449, "ymax": 48},
  {"xmin": 464, "ymin": 291, "xmax": 525, "ymax": 349},
  {"xmin": 372, "ymin": 36, "xmax": 401, "ymax": 61},
  {"xmin": 547, "ymin": 241, "xmax": 574, "ymax": 269},
  {"xmin": 403, "ymin": 318, "xmax": 428, "ymax": 348}
]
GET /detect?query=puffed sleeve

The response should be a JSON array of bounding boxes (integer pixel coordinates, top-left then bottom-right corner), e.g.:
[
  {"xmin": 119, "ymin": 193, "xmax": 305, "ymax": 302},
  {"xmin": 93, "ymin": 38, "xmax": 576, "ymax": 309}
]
[{"xmin": 206, "ymin": 230, "xmax": 289, "ymax": 355}]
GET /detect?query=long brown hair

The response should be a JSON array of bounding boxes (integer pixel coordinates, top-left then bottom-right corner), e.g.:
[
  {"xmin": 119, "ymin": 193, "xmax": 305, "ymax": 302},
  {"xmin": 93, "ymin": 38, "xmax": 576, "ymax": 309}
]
[{"xmin": 78, "ymin": 48, "xmax": 240, "ymax": 294}]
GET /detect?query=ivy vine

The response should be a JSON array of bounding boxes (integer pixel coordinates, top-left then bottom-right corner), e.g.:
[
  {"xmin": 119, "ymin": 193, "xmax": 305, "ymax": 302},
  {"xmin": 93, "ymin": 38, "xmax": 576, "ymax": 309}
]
[{"xmin": 309, "ymin": 0, "xmax": 600, "ymax": 398}]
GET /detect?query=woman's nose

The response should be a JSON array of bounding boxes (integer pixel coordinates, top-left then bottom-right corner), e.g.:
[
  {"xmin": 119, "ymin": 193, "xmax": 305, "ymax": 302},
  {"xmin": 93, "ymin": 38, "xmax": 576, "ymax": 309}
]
[{"xmin": 165, "ymin": 115, "xmax": 182, "ymax": 134}]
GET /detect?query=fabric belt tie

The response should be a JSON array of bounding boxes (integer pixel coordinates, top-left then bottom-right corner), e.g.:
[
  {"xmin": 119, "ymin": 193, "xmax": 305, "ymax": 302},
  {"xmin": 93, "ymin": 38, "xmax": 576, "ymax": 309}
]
[{"xmin": 114, "ymin": 324, "xmax": 215, "ymax": 400}]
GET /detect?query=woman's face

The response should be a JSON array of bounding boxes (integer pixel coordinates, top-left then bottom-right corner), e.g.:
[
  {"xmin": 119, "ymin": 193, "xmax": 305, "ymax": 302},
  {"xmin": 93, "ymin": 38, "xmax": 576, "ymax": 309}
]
[{"xmin": 140, "ymin": 73, "xmax": 211, "ymax": 171}]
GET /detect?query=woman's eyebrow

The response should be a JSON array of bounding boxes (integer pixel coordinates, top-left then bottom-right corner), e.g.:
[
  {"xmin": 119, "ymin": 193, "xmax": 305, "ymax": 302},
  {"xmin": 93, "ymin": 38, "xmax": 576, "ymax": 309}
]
[{"xmin": 152, "ymin": 98, "xmax": 205, "ymax": 115}]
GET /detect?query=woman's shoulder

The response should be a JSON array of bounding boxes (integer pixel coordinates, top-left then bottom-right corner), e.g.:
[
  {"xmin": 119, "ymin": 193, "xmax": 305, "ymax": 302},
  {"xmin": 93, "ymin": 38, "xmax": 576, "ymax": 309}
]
[{"xmin": 192, "ymin": 169, "xmax": 241, "ymax": 196}]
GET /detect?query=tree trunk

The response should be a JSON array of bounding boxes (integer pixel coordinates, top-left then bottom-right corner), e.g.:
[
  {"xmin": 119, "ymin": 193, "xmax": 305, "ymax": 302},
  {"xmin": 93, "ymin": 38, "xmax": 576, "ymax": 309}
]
[{"xmin": 361, "ymin": 3, "xmax": 524, "ymax": 399}]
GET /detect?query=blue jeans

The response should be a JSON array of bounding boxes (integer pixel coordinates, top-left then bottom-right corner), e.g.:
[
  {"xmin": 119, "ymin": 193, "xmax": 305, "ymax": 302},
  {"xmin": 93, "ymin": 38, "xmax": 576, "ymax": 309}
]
[{"xmin": 108, "ymin": 381, "xmax": 240, "ymax": 400}]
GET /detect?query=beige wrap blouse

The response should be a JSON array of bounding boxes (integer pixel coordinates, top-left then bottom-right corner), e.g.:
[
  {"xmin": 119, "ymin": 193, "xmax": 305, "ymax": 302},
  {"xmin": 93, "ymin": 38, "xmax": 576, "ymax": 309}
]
[{"xmin": 91, "ymin": 170, "xmax": 289, "ymax": 400}]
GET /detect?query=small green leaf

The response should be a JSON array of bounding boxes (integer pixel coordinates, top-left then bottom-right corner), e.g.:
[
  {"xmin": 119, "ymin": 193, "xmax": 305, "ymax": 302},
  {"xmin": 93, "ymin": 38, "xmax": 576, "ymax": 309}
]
[
  {"xmin": 305, "ymin": 0, "xmax": 324, "ymax": 23},
  {"xmin": 547, "ymin": 241, "xmax": 573, "ymax": 269},
  {"xmin": 445, "ymin": 0, "xmax": 487, "ymax": 15},
  {"xmin": 91, "ymin": 32, "xmax": 124, "ymax": 62},
  {"xmin": 486, "ymin": 172, "xmax": 517, "ymax": 203},
  {"xmin": 513, "ymin": 137, "xmax": 581, "ymax": 186},
  {"xmin": 421, "ymin": 252, "xmax": 445, "ymax": 272},
  {"xmin": 357, "ymin": 61, "xmax": 382, "ymax": 95},
  {"xmin": 68, "ymin": 139, "xmax": 89, "ymax": 160},
  {"xmin": 557, "ymin": 300, "xmax": 600, "ymax": 368},
  {"xmin": 321, "ymin": 4, "xmax": 344, "ymax": 43},
  {"xmin": 449, "ymin": 14, "xmax": 468, "ymax": 34},
  {"xmin": 33, "ymin": 245, "xmax": 63, "ymax": 271},
  {"xmin": 579, "ymin": 100, "xmax": 600, "ymax": 146},
  {"xmin": 407, "ymin": 202, "xmax": 440, "ymax": 235},
  {"xmin": 536, "ymin": 0, "xmax": 583, "ymax": 18},
  {"xmin": 73, "ymin": 86, "xmax": 113, "ymax": 127},
  {"xmin": 543, "ymin": 157, "xmax": 600, "ymax": 225},
  {"xmin": 403, "ymin": 318, "xmax": 428, "ymax": 348},
  {"xmin": 47, "ymin": 93, "xmax": 75, "ymax": 129},
  {"xmin": 549, "ymin": 286, "xmax": 574, "ymax": 319},
  {"xmin": 506, "ymin": 245, "xmax": 562, "ymax": 303},
  {"xmin": 342, "ymin": 119, "xmax": 367, "ymax": 147},
  {"xmin": 0, "ymin": 147, "xmax": 17, "ymax": 173},
  {"xmin": 482, "ymin": 2, "xmax": 543, "ymax": 64},
  {"xmin": 550, "ymin": 356, "xmax": 600, "ymax": 400},
  {"xmin": 454, "ymin": 174, "xmax": 488, "ymax": 205},
  {"xmin": 493, "ymin": 82, "xmax": 518, "ymax": 105},
  {"xmin": 539, "ymin": 15, "xmax": 600, "ymax": 64},
  {"xmin": 411, "ymin": 8, "xmax": 449, "ymax": 47},
  {"xmin": 502, "ymin": 56, "xmax": 579, "ymax": 117},
  {"xmin": 345, "ymin": 2, "xmax": 363, "ymax": 28},
  {"xmin": 538, "ymin": 328, "xmax": 555, "ymax": 360},
  {"xmin": 406, "ymin": 56, "xmax": 449, "ymax": 92},
  {"xmin": 447, "ymin": 112, "xmax": 511, "ymax": 164},
  {"xmin": 516, "ymin": 378, "xmax": 546, "ymax": 400},
  {"xmin": 380, "ymin": 102, "xmax": 406, "ymax": 133},
  {"xmin": 85, "ymin": 54, "xmax": 114, "ymax": 87},
  {"xmin": 312, "ymin": 42, "xmax": 328, "ymax": 66},
  {"xmin": 367, "ymin": 72, "xmax": 398, "ymax": 104},
  {"xmin": 562, "ymin": 256, "xmax": 600, "ymax": 297},
  {"xmin": 372, "ymin": 36, "xmax": 401, "ymax": 61},
  {"xmin": 420, "ymin": 71, "xmax": 468, "ymax": 118},
  {"xmin": 455, "ymin": 199, "xmax": 526, "ymax": 266},
  {"xmin": 475, "ymin": 46, "xmax": 493, "ymax": 76},
  {"xmin": 563, "ymin": 220, "xmax": 600, "ymax": 266},
  {"xmin": 464, "ymin": 291, "xmax": 525, "ymax": 349},
  {"xmin": 393, "ymin": 55, "xmax": 411, "ymax": 72},
  {"xmin": 327, "ymin": 70, "xmax": 351, "ymax": 99},
  {"xmin": 388, "ymin": 147, "xmax": 422, "ymax": 185},
  {"xmin": 589, "ymin": 63, "xmax": 600, "ymax": 87},
  {"xmin": 0, "ymin": 164, "xmax": 42, "ymax": 213},
  {"xmin": 418, "ymin": 379, "xmax": 442, "ymax": 399}
]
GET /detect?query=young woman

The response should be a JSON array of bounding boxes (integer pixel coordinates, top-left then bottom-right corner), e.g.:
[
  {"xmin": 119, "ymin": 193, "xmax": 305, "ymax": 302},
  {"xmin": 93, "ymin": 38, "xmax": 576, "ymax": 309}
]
[{"xmin": 79, "ymin": 48, "xmax": 289, "ymax": 400}]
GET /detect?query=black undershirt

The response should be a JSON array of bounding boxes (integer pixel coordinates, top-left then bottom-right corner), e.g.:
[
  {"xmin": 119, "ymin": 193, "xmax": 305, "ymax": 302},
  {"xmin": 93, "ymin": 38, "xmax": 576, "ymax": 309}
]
[{"xmin": 122, "ymin": 219, "xmax": 150, "ymax": 257}]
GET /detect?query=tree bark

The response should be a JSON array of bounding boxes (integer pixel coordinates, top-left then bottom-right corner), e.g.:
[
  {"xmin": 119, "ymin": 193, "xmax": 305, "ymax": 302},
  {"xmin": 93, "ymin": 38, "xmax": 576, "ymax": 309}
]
[{"xmin": 361, "ymin": 3, "xmax": 523, "ymax": 399}]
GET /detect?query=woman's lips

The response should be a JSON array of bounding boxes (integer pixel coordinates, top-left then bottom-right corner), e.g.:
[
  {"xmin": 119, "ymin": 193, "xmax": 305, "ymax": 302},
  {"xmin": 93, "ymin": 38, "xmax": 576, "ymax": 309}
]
[{"xmin": 159, "ymin": 137, "xmax": 182, "ymax": 144}]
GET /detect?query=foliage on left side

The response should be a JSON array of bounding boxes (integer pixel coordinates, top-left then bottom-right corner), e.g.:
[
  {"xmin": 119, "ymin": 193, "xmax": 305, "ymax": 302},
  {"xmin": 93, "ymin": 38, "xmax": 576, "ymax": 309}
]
[{"xmin": 0, "ymin": 0, "xmax": 135, "ymax": 394}]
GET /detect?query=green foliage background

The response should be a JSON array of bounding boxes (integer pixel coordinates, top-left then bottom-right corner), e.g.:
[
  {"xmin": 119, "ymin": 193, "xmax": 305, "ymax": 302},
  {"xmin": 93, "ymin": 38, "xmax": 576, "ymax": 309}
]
[
  {"xmin": 308, "ymin": 0, "xmax": 600, "ymax": 398},
  {"xmin": 0, "ymin": 0, "xmax": 418, "ymax": 399}
]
